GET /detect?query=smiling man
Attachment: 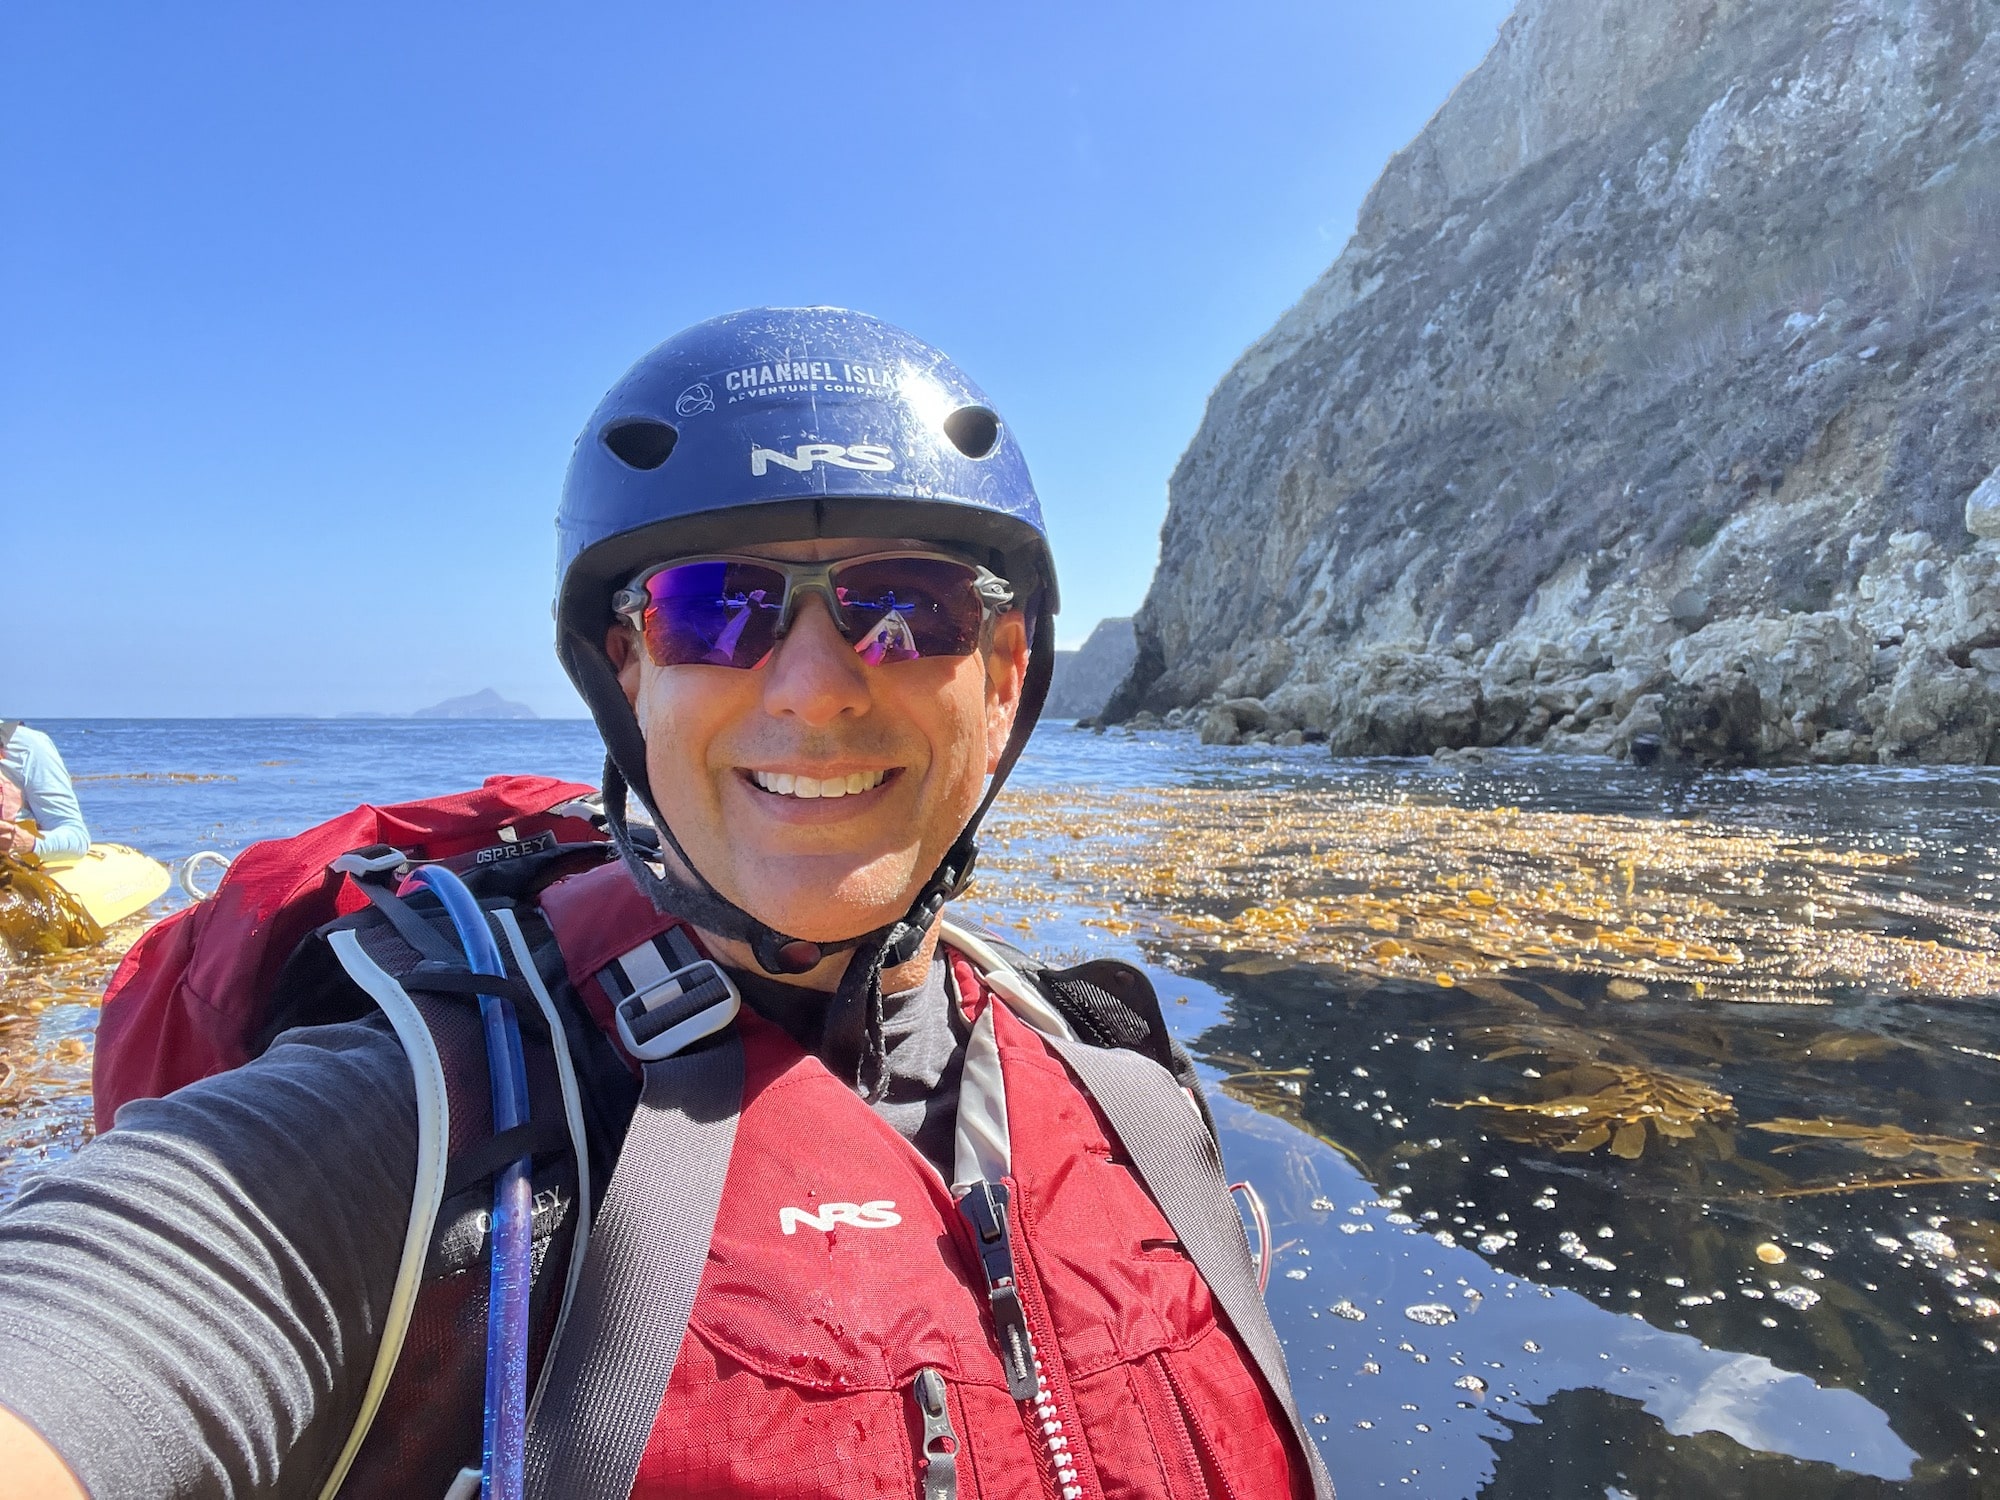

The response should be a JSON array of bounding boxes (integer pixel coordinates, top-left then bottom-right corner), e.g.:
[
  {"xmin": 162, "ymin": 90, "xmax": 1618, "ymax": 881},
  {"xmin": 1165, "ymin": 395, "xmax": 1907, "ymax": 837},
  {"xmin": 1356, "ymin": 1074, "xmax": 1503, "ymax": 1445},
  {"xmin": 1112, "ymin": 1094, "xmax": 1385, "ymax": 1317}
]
[
  {"xmin": 599, "ymin": 535, "xmax": 1026, "ymax": 986},
  {"xmin": 0, "ymin": 309, "xmax": 1329, "ymax": 1499}
]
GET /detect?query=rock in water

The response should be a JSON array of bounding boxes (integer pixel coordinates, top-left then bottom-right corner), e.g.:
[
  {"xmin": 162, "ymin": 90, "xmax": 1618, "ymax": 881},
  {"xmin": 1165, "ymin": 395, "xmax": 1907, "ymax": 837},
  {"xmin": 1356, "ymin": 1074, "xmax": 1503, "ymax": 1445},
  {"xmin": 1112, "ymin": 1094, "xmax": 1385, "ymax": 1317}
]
[{"xmin": 1114, "ymin": 0, "xmax": 2000, "ymax": 765}]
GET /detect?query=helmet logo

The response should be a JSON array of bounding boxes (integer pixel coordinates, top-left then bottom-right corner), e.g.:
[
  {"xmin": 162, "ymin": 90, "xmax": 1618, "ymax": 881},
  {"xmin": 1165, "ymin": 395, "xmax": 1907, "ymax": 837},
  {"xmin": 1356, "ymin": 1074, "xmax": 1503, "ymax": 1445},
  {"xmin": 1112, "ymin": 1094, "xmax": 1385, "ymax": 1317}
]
[
  {"xmin": 750, "ymin": 442, "xmax": 896, "ymax": 478},
  {"xmin": 675, "ymin": 382, "xmax": 715, "ymax": 417}
]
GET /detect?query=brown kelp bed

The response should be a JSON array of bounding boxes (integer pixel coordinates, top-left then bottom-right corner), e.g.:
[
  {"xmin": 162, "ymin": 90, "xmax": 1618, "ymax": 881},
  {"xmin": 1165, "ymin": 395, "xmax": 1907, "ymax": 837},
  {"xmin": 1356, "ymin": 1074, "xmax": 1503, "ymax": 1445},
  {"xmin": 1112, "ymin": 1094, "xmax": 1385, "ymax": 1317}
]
[
  {"xmin": 967, "ymin": 782, "xmax": 1997, "ymax": 1209},
  {"xmin": 971, "ymin": 785, "xmax": 2000, "ymax": 1001},
  {"xmin": 0, "ymin": 861, "xmax": 142, "ymax": 1203},
  {"xmin": 961, "ymin": 781, "xmax": 2000, "ymax": 1491}
]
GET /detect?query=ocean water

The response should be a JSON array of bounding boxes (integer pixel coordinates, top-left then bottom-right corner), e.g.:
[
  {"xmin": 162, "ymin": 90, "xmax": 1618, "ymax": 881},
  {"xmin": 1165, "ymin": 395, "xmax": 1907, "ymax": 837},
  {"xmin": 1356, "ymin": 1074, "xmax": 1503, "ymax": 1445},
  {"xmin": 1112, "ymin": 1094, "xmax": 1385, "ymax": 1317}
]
[{"xmin": 4, "ymin": 717, "xmax": 1999, "ymax": 1496}]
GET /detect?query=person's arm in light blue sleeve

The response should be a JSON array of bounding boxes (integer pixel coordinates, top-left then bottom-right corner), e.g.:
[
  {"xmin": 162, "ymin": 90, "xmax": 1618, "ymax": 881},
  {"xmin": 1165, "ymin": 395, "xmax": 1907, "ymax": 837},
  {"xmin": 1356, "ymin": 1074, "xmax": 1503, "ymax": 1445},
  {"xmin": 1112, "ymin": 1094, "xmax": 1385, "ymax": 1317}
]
[{"xmin": 18, "ymin": 734, "xmax": 91, "ymax": 857}]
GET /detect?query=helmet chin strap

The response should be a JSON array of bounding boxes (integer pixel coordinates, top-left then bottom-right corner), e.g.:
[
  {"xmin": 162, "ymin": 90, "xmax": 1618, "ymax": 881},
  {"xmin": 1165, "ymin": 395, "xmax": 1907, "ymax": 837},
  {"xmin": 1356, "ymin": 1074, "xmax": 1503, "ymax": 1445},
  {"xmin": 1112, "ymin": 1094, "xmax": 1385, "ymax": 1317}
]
[{"xmin": 575, "ymin": 601, "xmax": 1054, "ymax": 987}]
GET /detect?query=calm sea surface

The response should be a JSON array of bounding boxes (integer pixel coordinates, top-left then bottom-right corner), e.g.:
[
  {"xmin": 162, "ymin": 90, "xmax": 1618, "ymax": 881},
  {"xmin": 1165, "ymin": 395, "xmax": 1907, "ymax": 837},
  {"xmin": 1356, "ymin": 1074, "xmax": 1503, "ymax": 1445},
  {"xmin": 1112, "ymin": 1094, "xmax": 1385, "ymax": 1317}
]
[{"xmin": 4, "ymin": 717, "xmax": 1999, "ymax": 1496}]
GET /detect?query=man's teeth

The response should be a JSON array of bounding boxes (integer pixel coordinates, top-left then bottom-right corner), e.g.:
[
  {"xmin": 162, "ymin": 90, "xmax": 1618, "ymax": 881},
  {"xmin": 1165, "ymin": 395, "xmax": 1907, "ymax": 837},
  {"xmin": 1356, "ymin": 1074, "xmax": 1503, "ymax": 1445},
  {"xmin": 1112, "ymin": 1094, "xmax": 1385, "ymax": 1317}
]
[{"xmin": 750, "ymin": 769, "xmax": 887, "ymax": 800}]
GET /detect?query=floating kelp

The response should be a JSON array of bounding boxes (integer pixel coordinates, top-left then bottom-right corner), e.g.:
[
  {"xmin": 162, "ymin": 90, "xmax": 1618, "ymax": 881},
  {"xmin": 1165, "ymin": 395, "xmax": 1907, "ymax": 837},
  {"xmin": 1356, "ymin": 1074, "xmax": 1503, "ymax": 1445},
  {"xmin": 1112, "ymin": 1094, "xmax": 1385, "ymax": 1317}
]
[
  {"xmin": 0, "ymin": 856, "xmax": 102, "ymax": 959},
  {"xmin": 1214, "ymin": 1054, "xmax": 1317, "ymax": 1115},
  {"xmin": 1444, "ymin": 1063, "xmax": 1736, "ymax": 1159},
  {"xmin": 970, "ymin": 786, "xmax": 2000, "ymax": 1000},
  {"xmin": 0, "ymin": 896, "xmax": 140, "ymax": 1190},
  {"xmin": 1748, "ymin": 1117, "xmax": 1998, "ymax": 1169},
  {"xmin": 72, "ymin": 771, "xmax": 235, "ymax": 784}
]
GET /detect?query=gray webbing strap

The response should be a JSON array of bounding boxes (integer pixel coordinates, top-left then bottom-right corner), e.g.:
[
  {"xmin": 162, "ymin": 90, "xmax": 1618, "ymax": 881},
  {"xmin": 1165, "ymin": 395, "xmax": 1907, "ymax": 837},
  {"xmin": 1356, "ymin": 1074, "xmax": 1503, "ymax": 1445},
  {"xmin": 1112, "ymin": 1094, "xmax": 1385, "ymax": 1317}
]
[
  {"xmin": 522, "ymin": 1033, "xmax": 744, "ymax": 1500},
  {"xmin": 1048, "ymin": 1037, "xmax": 1337, "ymax": 1499}
]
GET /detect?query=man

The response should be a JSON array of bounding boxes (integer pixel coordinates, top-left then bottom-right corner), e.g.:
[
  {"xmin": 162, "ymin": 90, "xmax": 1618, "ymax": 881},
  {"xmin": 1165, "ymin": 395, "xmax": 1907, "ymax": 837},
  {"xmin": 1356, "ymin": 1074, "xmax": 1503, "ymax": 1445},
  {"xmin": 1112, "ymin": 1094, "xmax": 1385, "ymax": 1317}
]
[
  {"xmin": 0, "ymin": 721, "xmax": 91, "ymax": 859},
  {"xmin": 0, "ymin": 309, "xmax": 1328, "ymax": 1498}
]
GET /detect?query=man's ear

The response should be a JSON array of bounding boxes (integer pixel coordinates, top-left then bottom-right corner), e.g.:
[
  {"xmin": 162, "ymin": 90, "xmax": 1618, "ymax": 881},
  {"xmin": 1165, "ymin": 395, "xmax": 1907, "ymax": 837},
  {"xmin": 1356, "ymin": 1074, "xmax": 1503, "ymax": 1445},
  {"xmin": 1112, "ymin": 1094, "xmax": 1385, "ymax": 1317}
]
[
  {"xmin": 605, "ymin": 626, "xmax": 645, "ymax": 709},
  {"xmin": 983, "ymin": 613, "xmax": 1031, "ymax": 775}
]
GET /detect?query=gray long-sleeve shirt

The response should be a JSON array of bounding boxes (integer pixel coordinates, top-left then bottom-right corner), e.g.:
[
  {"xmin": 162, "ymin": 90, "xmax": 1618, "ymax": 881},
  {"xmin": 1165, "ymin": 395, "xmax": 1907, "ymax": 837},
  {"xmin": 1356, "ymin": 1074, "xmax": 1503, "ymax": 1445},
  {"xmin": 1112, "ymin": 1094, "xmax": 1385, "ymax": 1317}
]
[{"xmin": 0, "ymin": 955, "xmax": 964, "ymax": 1499}]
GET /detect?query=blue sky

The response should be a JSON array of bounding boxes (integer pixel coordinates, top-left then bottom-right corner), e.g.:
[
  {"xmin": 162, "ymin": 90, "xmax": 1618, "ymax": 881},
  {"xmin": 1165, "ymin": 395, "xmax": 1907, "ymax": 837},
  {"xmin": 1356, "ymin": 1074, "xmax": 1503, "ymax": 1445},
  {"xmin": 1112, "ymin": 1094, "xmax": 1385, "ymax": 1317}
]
[{"xmin": 3, "ymin": 2, "xmax": 1512, "ymax": 717}]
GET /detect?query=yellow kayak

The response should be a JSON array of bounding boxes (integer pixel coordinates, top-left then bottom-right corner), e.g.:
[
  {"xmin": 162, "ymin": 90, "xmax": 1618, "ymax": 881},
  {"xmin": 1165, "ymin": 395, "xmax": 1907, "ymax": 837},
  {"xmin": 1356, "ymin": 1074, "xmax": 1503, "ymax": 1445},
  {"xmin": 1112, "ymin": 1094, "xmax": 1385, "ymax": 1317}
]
[{"xmin": 42, "ymin": 845, "xmax": 172, "ymax": 928}]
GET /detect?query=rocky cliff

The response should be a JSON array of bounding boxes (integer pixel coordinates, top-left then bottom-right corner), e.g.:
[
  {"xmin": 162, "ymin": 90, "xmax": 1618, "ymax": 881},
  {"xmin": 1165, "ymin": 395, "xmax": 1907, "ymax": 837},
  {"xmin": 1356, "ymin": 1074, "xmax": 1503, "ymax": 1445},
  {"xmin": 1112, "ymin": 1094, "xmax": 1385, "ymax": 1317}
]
[
  {"xmin": 1111, "ymin": 0, "xmax": 2000, "ymax": 764},
  {"xmin": 1047, "ymin": 617, "xmax": 1138, "ymax": 720}
]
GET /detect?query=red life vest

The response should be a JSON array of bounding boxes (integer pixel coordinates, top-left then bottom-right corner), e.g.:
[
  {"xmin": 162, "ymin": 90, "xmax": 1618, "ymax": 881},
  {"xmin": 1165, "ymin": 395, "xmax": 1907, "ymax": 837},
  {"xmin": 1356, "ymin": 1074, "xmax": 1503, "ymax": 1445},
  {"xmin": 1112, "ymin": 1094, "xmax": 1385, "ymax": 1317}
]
[
  {"xmin": 628, "ymin": 991, "xmax": 1309, "ymax": 1499},
  {"xmin": 106, "ymin": 799, "xmax": 1319, "ymax": 1497},
  {"xmin": 538, "ymin": 862, "xmax": 1310, "ymax": 1499}
]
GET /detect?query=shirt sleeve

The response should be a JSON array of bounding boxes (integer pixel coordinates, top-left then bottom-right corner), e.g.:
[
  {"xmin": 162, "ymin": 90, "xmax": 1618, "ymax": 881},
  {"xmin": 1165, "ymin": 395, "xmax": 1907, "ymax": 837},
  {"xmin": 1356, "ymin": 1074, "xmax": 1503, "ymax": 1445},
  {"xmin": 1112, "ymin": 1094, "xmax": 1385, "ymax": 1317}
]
[
  {"xmin": 0, "ymin": 1016, "xmax": 418, "ymax": 1500},
  {"xmin": 19, "ymin": 732, "xmax": 90, "ymax": 857}
]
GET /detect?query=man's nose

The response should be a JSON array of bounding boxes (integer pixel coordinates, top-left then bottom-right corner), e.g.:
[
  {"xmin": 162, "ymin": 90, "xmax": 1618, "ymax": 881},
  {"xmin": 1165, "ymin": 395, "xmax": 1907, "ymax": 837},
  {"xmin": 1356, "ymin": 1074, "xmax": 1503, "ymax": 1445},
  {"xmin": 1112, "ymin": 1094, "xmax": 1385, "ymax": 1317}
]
[{"xmin": 761, "ymin": 593, "xmax": 870, "ymax": 724}]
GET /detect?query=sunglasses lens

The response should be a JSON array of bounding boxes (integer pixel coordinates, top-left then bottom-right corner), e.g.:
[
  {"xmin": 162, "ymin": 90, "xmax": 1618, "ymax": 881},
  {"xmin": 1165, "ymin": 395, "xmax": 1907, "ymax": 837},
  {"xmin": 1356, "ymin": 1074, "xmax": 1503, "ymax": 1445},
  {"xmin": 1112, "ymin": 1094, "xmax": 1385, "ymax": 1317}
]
[
  {"xmin": 832, "ymin": 557, "xmax": 987, "ymax": 665},
  {"xmin": 640, "ymin": 560, "xmax": 788, "ymax": 668}
]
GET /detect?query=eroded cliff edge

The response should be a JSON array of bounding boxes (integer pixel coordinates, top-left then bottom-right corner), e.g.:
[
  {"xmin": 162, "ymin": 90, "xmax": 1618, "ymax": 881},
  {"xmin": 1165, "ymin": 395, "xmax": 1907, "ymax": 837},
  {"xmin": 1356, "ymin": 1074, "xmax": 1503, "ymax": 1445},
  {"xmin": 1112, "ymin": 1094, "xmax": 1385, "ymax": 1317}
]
[{"xmin": 1110, "ymin": 0, "xmax": 2000, "ymax": 764}]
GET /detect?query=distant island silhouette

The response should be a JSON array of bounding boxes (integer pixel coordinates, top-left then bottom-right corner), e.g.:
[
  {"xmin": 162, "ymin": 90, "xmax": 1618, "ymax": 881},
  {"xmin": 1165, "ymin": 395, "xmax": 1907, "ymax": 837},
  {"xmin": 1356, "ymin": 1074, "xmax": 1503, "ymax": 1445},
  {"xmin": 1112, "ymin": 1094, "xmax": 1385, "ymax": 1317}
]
[
  {"xmin": 411, "ymin": 688, "xmax": 538, "ymax": 720},
  {"xmin": 333, "ymin": 688, "xmax": 537, "ymax": 718}
]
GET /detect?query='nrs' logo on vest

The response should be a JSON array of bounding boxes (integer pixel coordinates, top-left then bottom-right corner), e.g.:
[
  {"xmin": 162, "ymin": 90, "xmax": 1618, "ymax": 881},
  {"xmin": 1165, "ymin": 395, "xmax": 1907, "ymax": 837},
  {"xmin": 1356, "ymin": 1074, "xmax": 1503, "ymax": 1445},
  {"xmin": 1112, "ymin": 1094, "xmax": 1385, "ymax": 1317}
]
[
  {"xmin": 778, "ymin": 1200, "xmax": 902, "ymax": 1235},
  {"xmin": 750, "ymin": 443, "xmax": 896, "ymax": 477}
]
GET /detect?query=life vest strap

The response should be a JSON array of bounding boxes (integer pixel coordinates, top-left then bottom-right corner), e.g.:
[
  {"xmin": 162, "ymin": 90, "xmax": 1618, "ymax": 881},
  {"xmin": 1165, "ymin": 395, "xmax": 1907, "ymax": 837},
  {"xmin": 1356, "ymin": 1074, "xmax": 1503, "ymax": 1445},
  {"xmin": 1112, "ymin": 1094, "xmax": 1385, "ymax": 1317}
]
[
  {"xmin": 1045, "ymin": 1035, "xmax": 1335, "ymax": 1500},
  {"xmin": 524, "ymin": 1033, "xmax": 744, "ymax": 1500},
  {"xmin": 599, "ymin": 928, "xmax": 742, "ymax": 1064}
]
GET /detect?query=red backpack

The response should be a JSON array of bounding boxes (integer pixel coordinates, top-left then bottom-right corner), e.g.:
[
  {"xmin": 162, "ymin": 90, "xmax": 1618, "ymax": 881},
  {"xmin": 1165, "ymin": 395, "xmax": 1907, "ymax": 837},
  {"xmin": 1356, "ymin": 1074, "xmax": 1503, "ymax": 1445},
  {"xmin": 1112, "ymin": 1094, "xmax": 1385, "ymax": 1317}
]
[{"xmin": 91, "ymin": 774, "xmax": 603, "ymax": 1131}]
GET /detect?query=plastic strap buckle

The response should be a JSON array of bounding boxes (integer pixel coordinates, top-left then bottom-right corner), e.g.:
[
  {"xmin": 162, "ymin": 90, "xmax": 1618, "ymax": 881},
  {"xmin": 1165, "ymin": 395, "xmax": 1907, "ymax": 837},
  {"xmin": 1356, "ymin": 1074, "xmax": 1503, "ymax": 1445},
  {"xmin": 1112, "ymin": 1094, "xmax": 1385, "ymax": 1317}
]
[
  {"xmin": 600, "ymin": 934, "xmax": 741, "ymax": 1063},
  {"xmin": 330, "ymin": 845, "xmax": 409, "ymax": 879}
]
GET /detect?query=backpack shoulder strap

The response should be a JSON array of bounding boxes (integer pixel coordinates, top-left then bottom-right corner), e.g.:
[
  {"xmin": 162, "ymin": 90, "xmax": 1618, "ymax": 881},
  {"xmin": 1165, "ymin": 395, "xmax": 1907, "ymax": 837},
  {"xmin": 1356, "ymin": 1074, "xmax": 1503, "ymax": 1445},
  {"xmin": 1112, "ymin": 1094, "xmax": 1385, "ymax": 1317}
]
[
  {"xmin": 317, "ymin": 923, "xmax": 456, "ymax": 1500},
  {"xmin": 309, "ymin": 881, "xmax": 605, "ymax": 1499},
  {"xmin": 522, "ymin": 1040, "xmax": 741, "ymax": 1500},
  {"xmin": 939, "ymin": 919, "xmax": 1332, "ymax": 1498},
  {"xmin": 523, "ymin": 881, "xmax": 746, "ymax": 1500},
  {"xmin": 1043, "ymin": 1036, "xmax": 1335, "ymax": 1498},
  {"xmin": 939, "ymin": 919, "xmax": 1220, "ymax": 1145}
]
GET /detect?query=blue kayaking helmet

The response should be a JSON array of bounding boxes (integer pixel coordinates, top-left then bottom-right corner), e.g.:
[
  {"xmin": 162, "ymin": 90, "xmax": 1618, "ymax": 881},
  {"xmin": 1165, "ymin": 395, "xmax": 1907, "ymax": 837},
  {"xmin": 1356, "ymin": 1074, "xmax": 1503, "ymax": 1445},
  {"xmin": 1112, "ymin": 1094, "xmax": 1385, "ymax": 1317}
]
[{"xmin": 555, "ymin": 308, "xmax": 1059, "ymax": 992}]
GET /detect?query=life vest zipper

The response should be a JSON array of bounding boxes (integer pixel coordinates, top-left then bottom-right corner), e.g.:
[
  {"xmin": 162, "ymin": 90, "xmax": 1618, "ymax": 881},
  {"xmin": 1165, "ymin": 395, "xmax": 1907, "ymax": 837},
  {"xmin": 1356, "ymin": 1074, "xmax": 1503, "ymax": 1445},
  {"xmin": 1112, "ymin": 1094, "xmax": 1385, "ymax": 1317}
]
[
  {"xmin": 958, "ymin": 1182, "xmax": 1090, "ymax": 1500},
  {"xmin": 912, "ymin": 1367, "xmax": 960, "ymax": 1500},
  {"xmin": 958, "ymin": 1182, "xmax": 1039, "ymax": 1401}
]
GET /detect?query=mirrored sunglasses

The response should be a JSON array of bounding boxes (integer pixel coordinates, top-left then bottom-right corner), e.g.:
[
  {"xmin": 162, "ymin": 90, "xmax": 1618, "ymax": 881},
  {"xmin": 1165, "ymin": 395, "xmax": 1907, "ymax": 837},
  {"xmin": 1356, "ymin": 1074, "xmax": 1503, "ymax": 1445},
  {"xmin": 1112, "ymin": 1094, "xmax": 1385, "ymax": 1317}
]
[{"xmin": 614, "ymin": 551, "xmax": 1015, "ymax": 671}]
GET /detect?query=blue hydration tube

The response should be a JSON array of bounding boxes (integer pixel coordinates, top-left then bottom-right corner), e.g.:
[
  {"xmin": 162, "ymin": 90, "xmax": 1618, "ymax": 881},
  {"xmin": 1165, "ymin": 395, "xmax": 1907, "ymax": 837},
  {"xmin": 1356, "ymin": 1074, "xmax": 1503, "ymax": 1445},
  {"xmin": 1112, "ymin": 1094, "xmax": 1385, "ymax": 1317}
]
[{"xmin": 408, "ymin": 865, "xmax": 533, "ymax": 1500}]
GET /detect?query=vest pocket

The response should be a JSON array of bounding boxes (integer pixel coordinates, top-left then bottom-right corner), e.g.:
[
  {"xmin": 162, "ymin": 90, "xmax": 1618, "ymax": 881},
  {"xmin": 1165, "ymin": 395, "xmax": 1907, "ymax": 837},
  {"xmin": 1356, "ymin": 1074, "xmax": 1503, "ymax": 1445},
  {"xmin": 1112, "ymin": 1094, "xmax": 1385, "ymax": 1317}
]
[
  {"xmin": 1064, "ymin": 1331, "xmax": 1301, "ymax": 1500},
  {"xmin": 1156, "ymin": 1329, "xmax": 1304, "ymax": 1499}
]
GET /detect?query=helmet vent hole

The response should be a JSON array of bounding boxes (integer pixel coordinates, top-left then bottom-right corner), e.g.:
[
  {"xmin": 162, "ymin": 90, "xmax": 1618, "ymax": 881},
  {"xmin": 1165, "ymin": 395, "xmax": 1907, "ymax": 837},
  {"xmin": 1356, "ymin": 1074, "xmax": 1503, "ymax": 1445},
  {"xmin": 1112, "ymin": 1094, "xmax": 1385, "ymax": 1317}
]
[
  {"xmin": 943, "ymin": 406, "xmax": 1000, "ymax": 460},
  {"xmin": 602, "ymin": 417, "xmax": 679, "ymax": 470}
]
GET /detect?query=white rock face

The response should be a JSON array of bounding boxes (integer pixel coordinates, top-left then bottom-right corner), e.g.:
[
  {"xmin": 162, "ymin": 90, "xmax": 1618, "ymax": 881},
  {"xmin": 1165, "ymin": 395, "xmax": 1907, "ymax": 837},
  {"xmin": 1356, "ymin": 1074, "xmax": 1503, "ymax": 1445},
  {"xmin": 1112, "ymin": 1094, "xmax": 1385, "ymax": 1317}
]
[
  {"xmin": 1965, "ymin": 465, "xmax": 2000, "ymax": 541},
  {"xmin": 1111, "ymin": 0, "xmax": 2000, "ymax": 765}
]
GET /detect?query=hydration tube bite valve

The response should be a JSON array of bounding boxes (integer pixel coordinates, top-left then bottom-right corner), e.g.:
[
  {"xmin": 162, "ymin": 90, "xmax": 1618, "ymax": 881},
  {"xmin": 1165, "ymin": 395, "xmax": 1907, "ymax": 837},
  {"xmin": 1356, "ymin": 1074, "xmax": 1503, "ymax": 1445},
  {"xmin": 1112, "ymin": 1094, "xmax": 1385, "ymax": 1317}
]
[{"xmin": 407, "ymin": 865, "xmax": 533, "ymax": 1500}]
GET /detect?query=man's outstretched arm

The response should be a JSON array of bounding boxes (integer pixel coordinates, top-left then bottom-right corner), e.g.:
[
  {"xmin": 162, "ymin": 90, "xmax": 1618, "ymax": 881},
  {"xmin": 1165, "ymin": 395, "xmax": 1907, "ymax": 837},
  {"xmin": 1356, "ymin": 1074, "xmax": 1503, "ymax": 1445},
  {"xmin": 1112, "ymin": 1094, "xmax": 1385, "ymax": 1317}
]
[{"xmin": 0, "ymin": 1018, "xmax": 416, "ymax": 1498}]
